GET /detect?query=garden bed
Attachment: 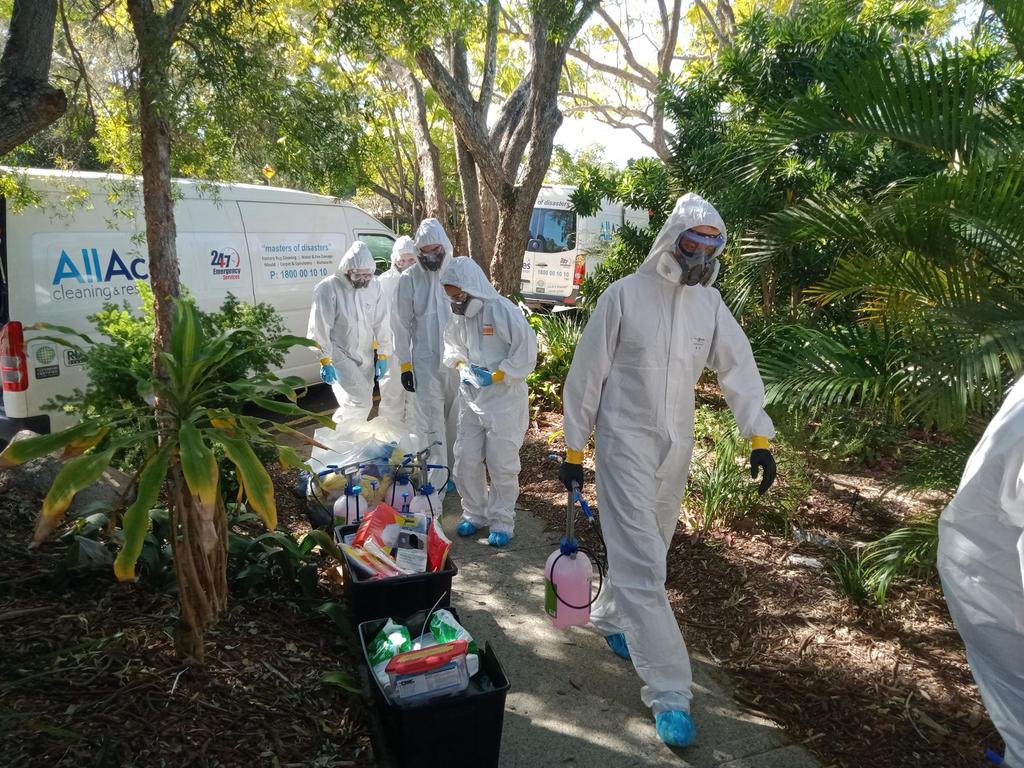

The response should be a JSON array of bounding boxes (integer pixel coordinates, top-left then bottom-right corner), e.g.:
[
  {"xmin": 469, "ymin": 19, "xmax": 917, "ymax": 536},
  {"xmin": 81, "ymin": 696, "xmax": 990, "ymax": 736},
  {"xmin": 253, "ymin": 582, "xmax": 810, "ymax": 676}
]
[
  {"xmin": 521, "ymin": 409, "xmax": 998, "ymax": 768},
  {"xmin": 0, "ymin": 469, "xmax": 373, "ymax": 768}
]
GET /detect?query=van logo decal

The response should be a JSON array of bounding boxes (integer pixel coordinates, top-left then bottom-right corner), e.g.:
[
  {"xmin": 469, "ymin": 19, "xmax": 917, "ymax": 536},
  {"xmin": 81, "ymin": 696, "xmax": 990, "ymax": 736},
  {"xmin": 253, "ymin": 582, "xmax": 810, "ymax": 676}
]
[
  {"xmin": 52, "ymin": 248, "xmax": 148, "ymax": 285},
  {"xmin": 210, "ymin": 248, "xmax": 242, "ymax": 281}
]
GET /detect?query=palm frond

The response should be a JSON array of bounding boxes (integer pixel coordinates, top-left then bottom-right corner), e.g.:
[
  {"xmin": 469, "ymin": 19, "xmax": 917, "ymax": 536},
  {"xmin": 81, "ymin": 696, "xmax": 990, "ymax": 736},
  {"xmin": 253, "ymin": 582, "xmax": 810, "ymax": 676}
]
[
  {"xmin": 769, "ymin": 47, "xmax": 1024, "ymax": 161},
  {"xmin": 861, "ymin": 513, "xmax": 940, "ymax": 604},
  {"xmin": 988, "ymin": 0, "xmax": 1024, "ymax": 64}
]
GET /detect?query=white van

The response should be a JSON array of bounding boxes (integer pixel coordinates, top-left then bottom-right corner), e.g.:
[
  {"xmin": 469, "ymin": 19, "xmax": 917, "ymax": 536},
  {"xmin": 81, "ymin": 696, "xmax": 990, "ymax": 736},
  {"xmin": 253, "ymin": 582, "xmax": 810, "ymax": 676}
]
[
  {"xmin": 0, "ymin": 168, "xmax": 396, "ymax": 439},
  {"xmin": 519, "ymin": 184, "xmax": 648, "ymax": 308}
]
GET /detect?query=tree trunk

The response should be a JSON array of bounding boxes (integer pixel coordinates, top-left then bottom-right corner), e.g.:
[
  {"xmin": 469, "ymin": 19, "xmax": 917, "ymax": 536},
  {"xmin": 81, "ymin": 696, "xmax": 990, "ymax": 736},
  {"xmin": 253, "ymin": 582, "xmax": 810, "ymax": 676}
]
[
  {"xmin": 761, "ymin": 266, "xmax": 776, "ymax": 316},
  {"xmin": 455, "ymin": 136, "xmax": 486, "ymax": 262},
  {"xmin": 387, "ymin": 60, "xmax": 446, "ymax": 225},
  {"xmin": 127, "ymin": 0, "xmax": 221, "ymax": 664},
  {"xmin": 492, "ymin": 191, "xmax": 535, "ymax": 295},
  {"xmin": 134, "ymin": 27, "xmax": 181, "ymax": 352},
  {"xmin": 168, "ymin": 467, "xmax": 228, "ymax": 665},
  {"xmin": 0, "ymin": 0, "xmax": 67, "ymax": 156},
  {"xmin": 479, "ymin": 186, "xmax": 499, "ymax": 275}
]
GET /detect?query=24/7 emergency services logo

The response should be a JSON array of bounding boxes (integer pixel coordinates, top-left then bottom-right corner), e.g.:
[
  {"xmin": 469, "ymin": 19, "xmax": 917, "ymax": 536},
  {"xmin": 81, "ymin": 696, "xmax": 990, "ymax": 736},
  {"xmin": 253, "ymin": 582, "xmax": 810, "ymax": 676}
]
[
  {"xmin": 51, "ymin": 247, "xmax": 149, "ymax": 302},
  {"xmin": 210, "ymin": 248, "xmax": 242, "ymax": 280}
]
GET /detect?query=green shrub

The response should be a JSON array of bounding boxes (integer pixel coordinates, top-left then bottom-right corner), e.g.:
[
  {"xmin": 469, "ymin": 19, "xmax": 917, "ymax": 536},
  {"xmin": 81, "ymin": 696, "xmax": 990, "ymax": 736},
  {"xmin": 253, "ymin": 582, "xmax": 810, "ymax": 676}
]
[
  {"xmin": 688, "ymin": 426, "xmax": 757, "ymax": 535},
  {"xmin": 829, "ymin": 548, "xmax": 870, "ymax": 605},
  {"xmin": 688, "ymin": 405, "xmax": 810, "ymax": 534},
  {"xmin": 578, "ymin": 227, "xmax": 649, "ymax": 308},
  {"xmin": 527, "ymin": 312, "xmax": 587, "ymax": 412},
  {"xmin": 52, "ymin": 283, "xmax": 288, "ymax": 472}
]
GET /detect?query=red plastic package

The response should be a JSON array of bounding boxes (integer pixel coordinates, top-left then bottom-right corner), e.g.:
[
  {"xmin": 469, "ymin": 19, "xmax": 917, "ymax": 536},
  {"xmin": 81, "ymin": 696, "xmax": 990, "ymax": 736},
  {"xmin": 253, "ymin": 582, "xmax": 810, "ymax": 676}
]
[
  {"xmin": 426, "ymin": 519, "xmax": 451, "ymax": 572},
  {"xmin": 352, "ymin": 503, "xmax": 406, "ymax": 548}
]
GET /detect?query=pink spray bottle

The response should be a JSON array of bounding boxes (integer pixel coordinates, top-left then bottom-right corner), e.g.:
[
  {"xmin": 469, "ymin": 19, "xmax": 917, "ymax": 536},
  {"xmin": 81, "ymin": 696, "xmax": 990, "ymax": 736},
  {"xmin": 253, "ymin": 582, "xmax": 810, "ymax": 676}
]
[{"xmin": 544, "ymin": 482, "xmax": 599, "ymax": 628}]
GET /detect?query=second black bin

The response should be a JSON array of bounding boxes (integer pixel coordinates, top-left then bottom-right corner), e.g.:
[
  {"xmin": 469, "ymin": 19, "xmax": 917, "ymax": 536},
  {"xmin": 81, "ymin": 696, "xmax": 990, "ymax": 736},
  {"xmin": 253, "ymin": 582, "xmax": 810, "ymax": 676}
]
[{"xmin": 359, "ymin": 608, "xmax": 511, "ymax": 768}]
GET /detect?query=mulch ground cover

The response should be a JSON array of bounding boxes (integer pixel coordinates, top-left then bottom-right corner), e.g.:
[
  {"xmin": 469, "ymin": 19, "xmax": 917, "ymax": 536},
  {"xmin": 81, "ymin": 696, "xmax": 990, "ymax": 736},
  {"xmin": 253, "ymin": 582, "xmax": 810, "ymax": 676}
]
[
  {"xmin": 0, "ymin": 467, "xmax": 374, "ymax": 768},
  {"xmin": 519, "ymin": 408, "xmax": 1000, "ymax": 768}
]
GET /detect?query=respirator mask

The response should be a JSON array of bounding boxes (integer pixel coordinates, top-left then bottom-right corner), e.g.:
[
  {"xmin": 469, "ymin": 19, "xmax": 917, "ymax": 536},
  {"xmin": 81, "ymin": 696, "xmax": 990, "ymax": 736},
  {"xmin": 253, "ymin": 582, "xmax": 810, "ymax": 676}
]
[{"xmin": 673, "ymin": 229, "xmax": 725, "ymax": 286}]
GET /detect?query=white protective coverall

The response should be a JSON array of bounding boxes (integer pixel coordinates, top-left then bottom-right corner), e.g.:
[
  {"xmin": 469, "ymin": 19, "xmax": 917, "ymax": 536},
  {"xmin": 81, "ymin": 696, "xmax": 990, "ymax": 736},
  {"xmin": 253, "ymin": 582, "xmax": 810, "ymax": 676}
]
[
  {"xmin": 308, "ymin": 241, "xmax": 391, "ymax": 426},
  {"xmin": 938, "ymin": 376, "xmax": 1024, "ymax": 766},
  {"xmin": 392, "ymin": 219, "xmax": 460, "ymax": 482},
  {"xmin": 377, "ymin": 236, "xmax": 417, "ymax": 427},
  {"xmin": 562, "ymin": 193, "xmax": 775, "ymax": 714},
  {"xmin": 441, "ymin": 257, "xmax": 538, "ymax": 535}
]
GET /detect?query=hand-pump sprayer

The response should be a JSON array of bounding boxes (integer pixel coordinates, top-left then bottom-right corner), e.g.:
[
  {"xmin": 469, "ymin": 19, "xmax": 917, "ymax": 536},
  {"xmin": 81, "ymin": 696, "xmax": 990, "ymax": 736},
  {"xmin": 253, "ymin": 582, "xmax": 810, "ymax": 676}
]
[{"xmin": 544, "ymin": 476, "xmax": 604, "ymax": 628}]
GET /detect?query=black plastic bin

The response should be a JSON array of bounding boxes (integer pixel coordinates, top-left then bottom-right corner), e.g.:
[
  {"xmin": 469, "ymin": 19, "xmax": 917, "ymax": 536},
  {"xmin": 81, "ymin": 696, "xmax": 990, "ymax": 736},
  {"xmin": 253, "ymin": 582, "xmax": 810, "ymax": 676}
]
[
  {"xmin": 338, "ymin": 524, "xmax": 458, "ymax": 626},
  {"xmin": 359, "ymin": 608, "xmax": 511, "ymax": 768}
]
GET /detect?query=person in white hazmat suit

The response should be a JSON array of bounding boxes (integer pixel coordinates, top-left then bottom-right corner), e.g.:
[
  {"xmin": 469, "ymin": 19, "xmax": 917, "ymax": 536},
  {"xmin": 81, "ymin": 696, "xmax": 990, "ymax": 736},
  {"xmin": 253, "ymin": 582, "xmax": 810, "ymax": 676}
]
[
  {"xmin": 440, "ymin": 257, "xmax": 538, "ymax": 547},
  {"xmin": 376, "ymin": 236, "xmax": 418, "ymax": 427},
  {"xmin": 308, "ymin": 241, "xmax": 391, "ymax": 426},
  {"xmin": 393, "ymin": 218, "xmax": 460, "ymax": 487},
  {"xmin": 558, "ymin": 193, "xmax": 777, "ymax": 748},
  {"xmin": 938, "ymin": 376, "xmax": 1024, "ymax": 767}
]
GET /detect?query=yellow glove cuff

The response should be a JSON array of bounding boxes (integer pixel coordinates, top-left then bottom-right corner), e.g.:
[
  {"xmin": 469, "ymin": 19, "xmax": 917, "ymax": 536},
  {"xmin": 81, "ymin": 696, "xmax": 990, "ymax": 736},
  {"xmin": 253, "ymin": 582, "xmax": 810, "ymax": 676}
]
[
  {"xmin": 378, "ymin": 353, "xmax": 387, "ymax": 360},
  {"xmin": 492, "ymin": 370, "xmax": 505, "ymax": 383},
  {"xmin": 455, "ymin": 360, "xmax": 465, "ymax": 368},
  {"xmin": 400, "ymin": 362, "xmax": 414, "ymax": 373},
  {"xmin": 565, "ymin": 449, "xmax": 584, "ymax": 464},
  {"xmin": 319, "ymin": 357, "xmax": 332, "ymax": 366},
  {"xmin": 751, "ymin": 436, "xmax": 771, "ymax": 451}
]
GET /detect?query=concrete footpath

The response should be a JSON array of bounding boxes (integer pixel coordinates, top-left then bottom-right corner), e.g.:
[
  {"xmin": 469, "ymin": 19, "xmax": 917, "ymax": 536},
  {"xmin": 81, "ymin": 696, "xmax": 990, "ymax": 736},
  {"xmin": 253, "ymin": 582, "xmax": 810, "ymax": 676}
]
[{"xmin": 440, "ymin": 495, "xmax": 822, "ymax": 768}]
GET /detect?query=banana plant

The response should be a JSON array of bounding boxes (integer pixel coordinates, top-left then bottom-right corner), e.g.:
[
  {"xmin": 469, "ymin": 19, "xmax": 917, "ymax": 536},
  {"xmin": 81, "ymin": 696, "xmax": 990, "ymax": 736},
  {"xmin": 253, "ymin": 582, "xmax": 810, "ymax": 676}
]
[{"xmin": 0, "ymin": 297, "xmax": 332, "ymax": 587}]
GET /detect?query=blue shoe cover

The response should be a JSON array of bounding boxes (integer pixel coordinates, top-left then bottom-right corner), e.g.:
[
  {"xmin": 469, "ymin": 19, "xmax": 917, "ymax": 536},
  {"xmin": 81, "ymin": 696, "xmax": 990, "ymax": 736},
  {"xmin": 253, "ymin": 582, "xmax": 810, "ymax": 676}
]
[
  {"xmin": 488, "ymin": 531, "xmax": 511, "ymax": 547},
  {"xmin": 445, "ymin": 480, "xmax": 457, "ymax": 493},
  {"xmin": 456, "ymin": 520, "xmax": 477, "ymax": 537},
  {"xmin": 655, "ymin": 710, "xmax": 697, "ymax": 748},
  {"xmin": 605, "ymin": 633, "xmax": 631, "ymax": 660}
]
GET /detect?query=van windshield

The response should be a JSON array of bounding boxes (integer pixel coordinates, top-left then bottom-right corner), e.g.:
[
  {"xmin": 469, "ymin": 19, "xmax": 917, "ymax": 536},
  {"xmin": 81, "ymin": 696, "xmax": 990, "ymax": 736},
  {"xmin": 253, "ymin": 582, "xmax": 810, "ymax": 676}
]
[{"xmin": 526, "ymin": 208, "xmax": 576, "ymax": 254}]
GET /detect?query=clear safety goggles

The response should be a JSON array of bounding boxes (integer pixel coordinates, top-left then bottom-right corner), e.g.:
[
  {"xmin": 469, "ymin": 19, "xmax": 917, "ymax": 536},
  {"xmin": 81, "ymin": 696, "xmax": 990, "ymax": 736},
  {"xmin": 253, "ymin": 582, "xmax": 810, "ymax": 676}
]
[
  {"xmin": 674, "ymin": 229, "xmax": 725, "ymax": 260},
  {"xmin": 395, "ymin": 251, "xmax": 417, "ymax": 269},
  {"xmin": 347, "ymin": 268, "xmax": 373, "ymax": 288}
]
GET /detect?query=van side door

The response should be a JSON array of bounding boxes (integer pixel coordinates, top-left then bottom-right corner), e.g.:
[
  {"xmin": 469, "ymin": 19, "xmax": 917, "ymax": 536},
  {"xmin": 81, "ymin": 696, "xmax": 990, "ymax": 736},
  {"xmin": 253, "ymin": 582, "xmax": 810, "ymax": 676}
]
[{"xmin": 237, "ymin": 201, "xmax": 349, "ymax": 384}]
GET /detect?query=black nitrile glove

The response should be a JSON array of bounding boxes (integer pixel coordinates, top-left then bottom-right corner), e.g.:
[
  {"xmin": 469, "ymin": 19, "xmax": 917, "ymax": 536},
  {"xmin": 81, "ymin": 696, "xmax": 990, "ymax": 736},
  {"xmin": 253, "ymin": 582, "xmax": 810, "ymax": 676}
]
[
  {"xmin": 558, "ymin": 460, "xmax": 584, "ymax": 493},
  {"xmin": 750, "ymin": 449, "xmax": 777, "ymax": 495},
  {"xmin": 401, "ymin": 370, "xmax": 416, "ymax": 392}
]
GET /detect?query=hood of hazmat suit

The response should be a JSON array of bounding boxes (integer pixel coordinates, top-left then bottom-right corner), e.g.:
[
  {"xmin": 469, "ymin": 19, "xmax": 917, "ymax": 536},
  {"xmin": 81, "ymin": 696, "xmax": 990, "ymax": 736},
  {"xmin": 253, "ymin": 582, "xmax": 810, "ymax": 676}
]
[
  {"xmin": 938, "ymin": 376, "xmax": 1024, "ymax": 765},
  {"xmin": 560, "ymin": 193, "xmax": 774, "ymax": 716},
  {"xmin": 441, "ymin": 257, "xmax": 537, "ymax": 536},
  {"xmin": 379, "ymin": 235, "xmax": 416, "ymax": 310}
]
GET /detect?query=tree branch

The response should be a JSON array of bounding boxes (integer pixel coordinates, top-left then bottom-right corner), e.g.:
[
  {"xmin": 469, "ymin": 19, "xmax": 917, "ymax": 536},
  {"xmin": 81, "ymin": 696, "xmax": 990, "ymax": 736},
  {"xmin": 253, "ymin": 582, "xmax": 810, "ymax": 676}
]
[
  {"xmin": 656, "ymin": 0, "xmax": 670, "ymax": 34},
  {"xmin": 559, "ymin": 90, "xmax": 653, "ymax": 124},
  {"xmin": 661, "ymin": 0, "xmax": 684, "ymax": 74},
  {"xmin": 415, "ymin": 44, "xmax": 512, "ymax": 198},
  {"xmin": 478, "ymin": 0, "xmax": 499, "ymax": 120},
  {"xmin": 59, "ymin": 0, "xmax": 95, "ymax": 116},
  {"xmin": 0, "ymin": 0, "xmax": 67, "ymax": 156},
  {"xmin": 594, "ymin": 6, "xmax": 660, "ymax": 86},
  {"xmin": 490, "ymin": 77, "xmax": 531, "ymax": 155},
  {"xmin": 565, "ymin": 46, "xmax": 657, "ymax": 91},
  {"xmin": 166, "ymin": 0, "xmax": 197, "ymax": 40},
  {"xmin": 368, "ymin": 180, "xmax": 412, "ymax": 217},
  {"xmin": 693, "ymin": 0, "xmax": 729, "ymax": 47}
]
